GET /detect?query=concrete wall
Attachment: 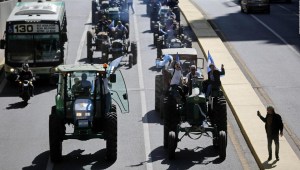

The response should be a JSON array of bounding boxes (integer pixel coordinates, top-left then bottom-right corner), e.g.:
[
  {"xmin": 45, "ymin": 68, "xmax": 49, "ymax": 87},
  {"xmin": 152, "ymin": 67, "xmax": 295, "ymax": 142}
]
[{"xmin": 0, "ymin": 0, "xmax": 17, "ymax": 38}]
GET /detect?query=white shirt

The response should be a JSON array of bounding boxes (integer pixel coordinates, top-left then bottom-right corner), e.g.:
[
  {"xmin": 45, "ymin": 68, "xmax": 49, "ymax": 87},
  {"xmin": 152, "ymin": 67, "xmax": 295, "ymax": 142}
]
[
  {"xmin": 186, "ymin": 71, "xmax": 201, "ymax": 83},
  {"xmin": 170, "ymin": 69, "xmax": 182, "ymax": 85}
]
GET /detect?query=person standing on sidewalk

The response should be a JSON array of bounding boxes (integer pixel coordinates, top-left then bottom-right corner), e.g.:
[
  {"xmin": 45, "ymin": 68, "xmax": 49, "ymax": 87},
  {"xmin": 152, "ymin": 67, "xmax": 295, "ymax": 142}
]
[
  {"xmin": 127, "ymin": 0, "xmax": 135, "ymax": 14},
  {"xmin": 257, "ymin": 106, "xmax": 283, "ymax": 161}
]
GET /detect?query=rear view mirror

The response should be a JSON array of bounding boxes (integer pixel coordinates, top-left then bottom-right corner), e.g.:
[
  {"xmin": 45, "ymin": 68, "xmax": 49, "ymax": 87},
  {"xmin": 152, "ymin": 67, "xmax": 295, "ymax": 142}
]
[
  {"xmin": 0, "ymin": 39, "xmax": 5, "ymax": 49},
  {"xmin": 123, "ymin": 93, "xmax": 128, "ymax": 100},
  {"xmin": 110, "ymin": 74, "xmax": 116, "ymax": 83}
]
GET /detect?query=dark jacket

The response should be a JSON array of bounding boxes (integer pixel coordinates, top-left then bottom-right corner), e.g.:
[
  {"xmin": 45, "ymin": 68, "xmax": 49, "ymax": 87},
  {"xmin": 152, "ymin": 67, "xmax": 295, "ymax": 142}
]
[
  {"xmin": 207, "ymin": 67, "xmax": 225, "ymax": 87},
  {"xmin": 19, "ymin": 70, "xmax": 33, "ymax": 81},
  {"xmin": 259, "ymin": 113, "xmax": 283, "ymax": 137}
]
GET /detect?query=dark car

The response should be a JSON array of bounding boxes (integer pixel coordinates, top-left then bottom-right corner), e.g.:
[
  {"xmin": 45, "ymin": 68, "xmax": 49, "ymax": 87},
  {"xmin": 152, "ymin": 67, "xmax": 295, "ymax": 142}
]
[{"xmin": 241, "ymin": 0, "xmax": 270, "ymax": 14}]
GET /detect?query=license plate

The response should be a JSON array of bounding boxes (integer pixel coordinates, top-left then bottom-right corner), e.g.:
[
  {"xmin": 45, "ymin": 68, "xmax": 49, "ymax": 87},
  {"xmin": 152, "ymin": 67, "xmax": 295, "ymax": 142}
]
[{"xmin": 78, "ymin": 120, "xmax": 89, "ymax": 128}]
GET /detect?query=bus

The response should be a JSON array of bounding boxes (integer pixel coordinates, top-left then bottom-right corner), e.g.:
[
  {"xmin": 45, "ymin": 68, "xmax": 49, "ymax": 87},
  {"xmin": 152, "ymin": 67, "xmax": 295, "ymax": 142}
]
[{"xmin": 0, "ymin": 0, "xmax": 68, "ymax": 82}]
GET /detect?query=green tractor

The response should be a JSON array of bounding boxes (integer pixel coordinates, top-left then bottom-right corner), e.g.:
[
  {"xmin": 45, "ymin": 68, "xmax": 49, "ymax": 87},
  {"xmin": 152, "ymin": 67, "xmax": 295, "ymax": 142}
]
[
  {"xmin": 49, "ymin": 64, "xmax": 129, "ymax": 163},
  {"xmin": 155, "ymin": 48, "xmax": 227, "ymax": 160}
]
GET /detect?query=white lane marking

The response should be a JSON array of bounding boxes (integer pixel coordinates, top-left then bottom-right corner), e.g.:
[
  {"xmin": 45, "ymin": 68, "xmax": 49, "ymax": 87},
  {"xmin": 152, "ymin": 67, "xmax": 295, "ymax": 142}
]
[
  {"xmin": 251, "ymin": 15, "xmax": 300, "ymax": 58},
  {"xmin": 46, "ymin": 12, "xmax": 92, "ymax": 170},
  {"xmin": 75, "ymin": 12, "xmax": 92, "ymax": 65},
  {"xmin": 133, "ymin": 13, "xmax": 154, "ymax": 170},
  {"xmin": 277, "ymin": 4, "xmax": 299, "ymax": 17}
]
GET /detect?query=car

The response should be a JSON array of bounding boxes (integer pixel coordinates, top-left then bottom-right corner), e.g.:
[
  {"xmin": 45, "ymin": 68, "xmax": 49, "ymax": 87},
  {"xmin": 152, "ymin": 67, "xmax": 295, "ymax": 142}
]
[{"xmin": 241, "ymin": 0, "xmax": 270, "ymax": 14}]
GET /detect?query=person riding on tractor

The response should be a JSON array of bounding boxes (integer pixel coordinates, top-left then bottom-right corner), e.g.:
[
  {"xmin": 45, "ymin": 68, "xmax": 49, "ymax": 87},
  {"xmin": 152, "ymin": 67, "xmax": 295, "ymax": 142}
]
[
  {"xmin": 185, "ymin": 65, "xmax": 202, "ymax": 95},
  {"xmin": 114, "ymin": 21, "xmax": 128, "ymax": 40}
]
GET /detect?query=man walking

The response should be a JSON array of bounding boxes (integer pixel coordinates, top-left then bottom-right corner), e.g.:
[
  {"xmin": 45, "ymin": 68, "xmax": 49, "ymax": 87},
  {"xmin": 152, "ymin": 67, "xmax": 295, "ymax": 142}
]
[
  {"xmin": 257, "ymin": 106, "xmax": 283, "ymax": 161},
  {"xmin": 127, "ymin": 0, "xmax": 135, "ymax": 14}
]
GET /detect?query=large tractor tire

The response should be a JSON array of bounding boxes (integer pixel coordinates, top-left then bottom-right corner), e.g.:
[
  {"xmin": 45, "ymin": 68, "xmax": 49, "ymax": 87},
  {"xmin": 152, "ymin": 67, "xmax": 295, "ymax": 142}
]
[
  {"xmin": 91, "ymin": 0, "xmax": 98, "ymax": 24},
  {"xmin": 106, "ymin": 111, "xmax": 118, "ymax": 162},
  {"xmin": 87, "ymin": 30, "xmax": 93, "ymax": 49},
  {"xmin": 219, "ymin": 131, "xmax": 227, "ymax": 160},
  {"xmin": 163, "ymin": 96, "xmax": 169, "ymax": 148},
  {"xmin": 102, "ymin": 44, "xmax": 109, "ymax": 63},
  {"xmin": 216, "ymin": 96, "xmax": 227, "ymax": 133},
  {"xmin": 155, "ymin": 75, "xmax": 163, "ymax": 112},
  {"xmin": 87, "ymin": 48, "xmax": 93, "ymax": 63},
  {"xmin": 159, "ymin": 95, "xmax": 167, "ymax": 119},
  {"xmin": 131, "ymin": 41, "xmax": 137, "ymax": 65},
  {"xmin": 168, "ymin": 131, "xmax": 176, "ymax": 160},
  {"xmin": 128, "ymin": 54, "xmax": 133, "ymax": 68},
  {"xmin": 49, "ymin": 106, "xmax": 63, "ymax": 163},
  {"xmin": 212, "ymin": 127, "xmax": 219, "ymax": 149}
]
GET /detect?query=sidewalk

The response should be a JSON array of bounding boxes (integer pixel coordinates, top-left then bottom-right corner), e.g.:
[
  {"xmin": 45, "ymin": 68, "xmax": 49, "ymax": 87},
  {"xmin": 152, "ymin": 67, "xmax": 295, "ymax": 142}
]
[{"xmin": 179, "ymin": 0, "xmax": 300, "ymax": 169}]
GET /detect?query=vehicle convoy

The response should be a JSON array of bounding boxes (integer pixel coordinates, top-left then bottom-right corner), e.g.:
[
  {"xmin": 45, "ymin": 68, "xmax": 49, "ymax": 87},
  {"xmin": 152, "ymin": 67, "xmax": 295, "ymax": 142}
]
[
  {"xmin": 49, "ymin": 64, "xmax": 129, "ymax": 162},
  {"xmin": 87, "ymin": 0, "xmax": 137, "ymax": 67},
  {"xmin": 154, "ymin": 48, "xmax": 227, "ymax": 159},
  {"xmin": 0, "ymin": 0, "xmax": 68, "ymax": 82}
]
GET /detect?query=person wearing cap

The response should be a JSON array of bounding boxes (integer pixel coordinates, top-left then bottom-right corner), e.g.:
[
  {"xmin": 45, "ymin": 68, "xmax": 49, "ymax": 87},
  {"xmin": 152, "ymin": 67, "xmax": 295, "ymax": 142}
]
[
  {"xmin": 185, "ymin": 65, "xmax": 201, "ymax": 95},
  {"xmin": 204, "ymin": 63, "xmax": 225, "ymax": 97},
  {"xmin": 257, "ymin": 106, "xmax": 283, "ymax": 161}
]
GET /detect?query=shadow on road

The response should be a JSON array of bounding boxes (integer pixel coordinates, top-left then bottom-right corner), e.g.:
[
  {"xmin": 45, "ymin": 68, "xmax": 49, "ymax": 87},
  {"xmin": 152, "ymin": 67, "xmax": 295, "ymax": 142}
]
[
  {"xmin": 22, "ymin": 151, "xmax": 50, "ymax": 170},
  {"xmin": 262, "ymin": 159, "xmax": 278, "ymax": 169},
  {"xmin": 142, "ymin": 109, "xmax": 163, "ymax": 125},
  {"xmin": 129, "ymin": 145, "xmax": 222, "ymax": 169},
  {"xmin": 6, "ymin": 101, "xmax": 28, "ymax": 109},
  {"xmin": 53, "ymin": 149, "xmax": 113, "ymax": 170}
]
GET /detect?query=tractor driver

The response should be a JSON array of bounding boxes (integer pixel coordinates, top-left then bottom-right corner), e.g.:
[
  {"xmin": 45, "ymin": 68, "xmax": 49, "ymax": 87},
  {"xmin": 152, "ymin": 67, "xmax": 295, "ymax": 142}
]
[
  {"xmin": 114, "ymin": 21, "xmax": 128, "ymax": 39},
  {"xmin": 79, "ymin": 73, "xmax": 92, "ymax": 94},
  {"xmin": 185, "ymin": 65, "xmax": 202, "ymax": 95}
]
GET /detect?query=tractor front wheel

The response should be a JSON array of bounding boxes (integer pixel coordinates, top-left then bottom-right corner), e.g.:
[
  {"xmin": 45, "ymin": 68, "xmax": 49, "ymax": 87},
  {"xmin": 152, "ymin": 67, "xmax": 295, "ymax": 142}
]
[
  {"xmin": 168, "ymin": 131, "xmax": 176, "ymax": 160},
  {"xmin": 219, "ymin": 131, "xmax": 227, "ymax": 160},
  {"xmin": 106, "ymin": 111, "xmax": 118, "ymax": 162},
  {"xmin": 49, "ymin": 106, "xmax": 63, "ymax": 163}
]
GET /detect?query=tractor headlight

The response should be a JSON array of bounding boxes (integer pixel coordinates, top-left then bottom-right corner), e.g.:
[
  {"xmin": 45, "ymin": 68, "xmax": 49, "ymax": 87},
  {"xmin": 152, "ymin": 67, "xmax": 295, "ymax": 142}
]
[
  {"xmin": 76, "ymin": 112, "xmax": 91, "ymax": 117},
  {"xmin": 10, "ymin": 68, "xmax": 15, "ymax": 73},
  {"xmin": 76, "ymin": 112, "xmax": 83, "ymax": 117}
]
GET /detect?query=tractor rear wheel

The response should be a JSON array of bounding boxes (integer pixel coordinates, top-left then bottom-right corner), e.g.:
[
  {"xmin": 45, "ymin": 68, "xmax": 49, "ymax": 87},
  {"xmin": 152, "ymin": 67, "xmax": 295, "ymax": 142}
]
[
  {"xmin": 155, "ymin": 75, "xmax": 163, "ymax": 112},
  {"xmin": 131, "ymin": 41, "xmax": 137, "ymax": 65},
  {"xmin": 216, "ymin": 96, "xmax": 227, "ymax": 133},
  {"xmin": 168, "ymin": 131, "xmax": 176, "ymax": 160},
  {"xmin": 128, "ymin": 54, "xmax": 133, "ymax": 68},
  {"xmin": 49, "ymin": 106, "xmax": 63, "ymax": 163},
  {"xmin": 102, "ymin": 44, "xmax": 109, "ymax": 63},
  {"xmin": 219, "ymin": 131, "xmax": 227, "ymax": 160},
  {"xmin": 106, "ymin": 111, "xmax": 118, "ymax": 162}
]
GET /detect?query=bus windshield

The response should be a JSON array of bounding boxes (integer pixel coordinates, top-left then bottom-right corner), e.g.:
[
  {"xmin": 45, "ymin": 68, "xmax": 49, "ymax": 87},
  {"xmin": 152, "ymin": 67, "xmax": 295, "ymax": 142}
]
[{"xmin": 7, "ymin": 34, "xmax": 61, "ymax": 64}]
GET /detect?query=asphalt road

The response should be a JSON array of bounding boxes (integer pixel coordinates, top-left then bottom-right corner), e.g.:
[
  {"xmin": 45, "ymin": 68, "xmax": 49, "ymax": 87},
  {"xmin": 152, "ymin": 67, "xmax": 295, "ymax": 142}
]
[
  {"xmin": 0, "ymin": 0, "xmax": 260, "ymax": 169},
  {"xmin": 190, "ymin": 0, "xmax": 300, "ymax": 154}
]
